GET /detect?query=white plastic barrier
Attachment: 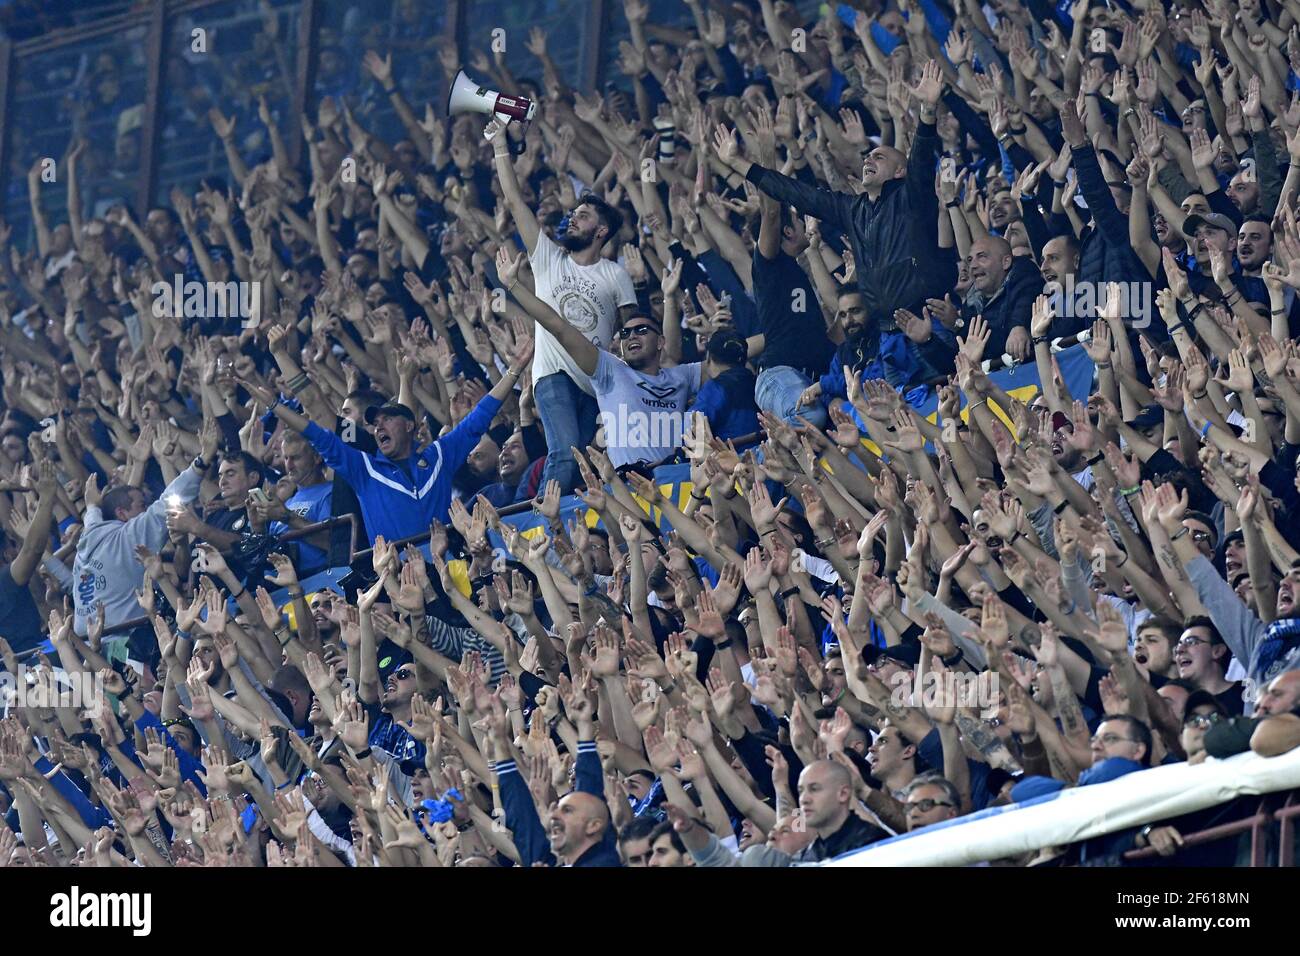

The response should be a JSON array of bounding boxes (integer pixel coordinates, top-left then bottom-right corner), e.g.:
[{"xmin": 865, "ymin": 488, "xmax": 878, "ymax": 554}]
[{"xmin": 827, "ymin": 747, "xmax": 1300, "ymax": 867}]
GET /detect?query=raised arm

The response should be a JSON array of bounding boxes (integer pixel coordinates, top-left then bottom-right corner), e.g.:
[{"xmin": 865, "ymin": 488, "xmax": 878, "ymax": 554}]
[
  {"xmin": 485, "ymin": 117, "xmax": 541, "ymax": 253},
  {"xmin": 496, "ymin": 247, "xmax": 599, "ymax": 376}
]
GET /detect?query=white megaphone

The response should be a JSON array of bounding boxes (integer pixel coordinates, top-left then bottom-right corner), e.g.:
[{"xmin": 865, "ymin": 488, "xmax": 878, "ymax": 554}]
[{"xmin": 447, "ymin": 69, "xmax": 536, "ymax": 121}]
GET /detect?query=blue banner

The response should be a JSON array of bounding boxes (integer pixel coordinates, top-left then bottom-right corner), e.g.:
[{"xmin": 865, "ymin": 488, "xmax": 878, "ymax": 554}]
[{"xmin": 851, "ymin": 343, "xmax": 1096, "ymax": 443}]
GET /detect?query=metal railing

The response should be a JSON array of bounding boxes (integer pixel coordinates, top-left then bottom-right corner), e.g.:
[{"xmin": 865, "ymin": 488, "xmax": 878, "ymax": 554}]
[{"xmin": 1119, "ymin": 790, "xmax": 1299, "ymax": 867}]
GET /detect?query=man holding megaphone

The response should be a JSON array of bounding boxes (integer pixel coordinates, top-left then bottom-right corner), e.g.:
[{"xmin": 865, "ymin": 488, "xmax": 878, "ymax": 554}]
[{"xmin": 484, "ymin": 114, "xmax": 638, "ymax": 497}]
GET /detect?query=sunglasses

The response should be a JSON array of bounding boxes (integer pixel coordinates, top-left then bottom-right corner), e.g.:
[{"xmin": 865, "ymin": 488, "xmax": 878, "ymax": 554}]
[
  {"xmin": 1185, "ymin": 712, "xmax": 1223, "ymax": 730},
  {"xmin": 392, "ymin": 669, "xmax": 415, "ymax": 680},
  {"xmin": 615, "ymin": 324, "xmax": 657, "ymax": 340}
]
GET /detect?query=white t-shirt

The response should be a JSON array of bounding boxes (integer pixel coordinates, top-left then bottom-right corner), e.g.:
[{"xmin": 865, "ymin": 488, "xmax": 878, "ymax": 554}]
[{"xmin": 529, "ymin": 232, "xmax": 638, "ymax": 394}]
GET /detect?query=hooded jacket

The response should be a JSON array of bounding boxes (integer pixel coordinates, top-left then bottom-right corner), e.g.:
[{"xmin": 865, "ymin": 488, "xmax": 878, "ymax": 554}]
[{"xmin": 72, "ymin": 464, "xmax": 203, "ymax": 636}]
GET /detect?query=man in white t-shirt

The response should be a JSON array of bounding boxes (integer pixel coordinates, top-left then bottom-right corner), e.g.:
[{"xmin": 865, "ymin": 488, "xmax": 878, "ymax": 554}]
[
  {"xmin": 497, "ymin": 248, "xmax": 702, "ymax": 470},
  {"xmin": 487, "ymin": 117, "xmax": 638, "ymax": 491}
]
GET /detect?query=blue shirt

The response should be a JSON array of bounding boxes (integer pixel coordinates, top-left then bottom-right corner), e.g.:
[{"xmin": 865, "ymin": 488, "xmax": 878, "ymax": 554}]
[
  {"xmin": 270, "ymin": 481, "xmax": 333, "ymax": 574},
  {"xmin": 302, "ymin": 394, "xmax": 502, "ymax": 545}
]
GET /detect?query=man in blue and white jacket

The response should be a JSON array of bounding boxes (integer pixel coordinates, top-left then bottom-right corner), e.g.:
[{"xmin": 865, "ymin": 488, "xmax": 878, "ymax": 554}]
[{"xmin": 257, "ymin": 340, "xmax": 532, "ymax": 546}]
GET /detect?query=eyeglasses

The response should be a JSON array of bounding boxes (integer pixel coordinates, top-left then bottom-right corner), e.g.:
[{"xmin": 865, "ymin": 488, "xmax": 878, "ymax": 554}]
[
  {"xmin": 1185, "ymin": 712, "xmax": 1223, "ymax": 730},
  {"xmin": 1090, "ymin": 732, "xmax": 1135, "ymax": 746},
  {"xmin": 906, "ymin": 798, "xmax": 955, "ymax": 813},
  {"xmin": 1177, "ymin": 635, "xmax": 1211, "ymax": 649},
  {"xmin": 615, "ymin": 324, "xmax": 657, "ymax": 340}
]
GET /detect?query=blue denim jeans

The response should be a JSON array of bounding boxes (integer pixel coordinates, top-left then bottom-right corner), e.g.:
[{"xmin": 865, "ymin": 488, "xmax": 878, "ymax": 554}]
[
  {"xmin": 534, "ymin": 372, "xmax": 600, "ymax": 495},
  {"xmin": 755, "ymin": 365, "xmax": 827, "ymax": 428}
]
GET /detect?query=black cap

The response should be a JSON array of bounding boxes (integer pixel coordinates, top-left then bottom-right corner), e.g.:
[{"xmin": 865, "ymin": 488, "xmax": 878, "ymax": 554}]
[
  {"xmin": 1183, "ymin": 689, "xmax": 1228, "ymax": 719},
  {"xmin": 1128, "ymin": 403, "xmax": 1164, "ymax": 429},
  {"xmin": 365, "ymin": 401, "xmax": 416, "ymax": 425}
]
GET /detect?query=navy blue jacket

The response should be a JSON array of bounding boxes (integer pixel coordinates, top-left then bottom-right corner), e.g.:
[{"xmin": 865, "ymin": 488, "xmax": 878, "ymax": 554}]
[{"xmin": 496, "ymin": 738, "xmax": 621, "ymax": 867}]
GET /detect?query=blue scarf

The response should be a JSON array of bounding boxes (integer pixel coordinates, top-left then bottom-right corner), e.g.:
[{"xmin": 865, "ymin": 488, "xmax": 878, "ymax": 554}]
[
  {"xmin": 1077, "ymin": 757, "xmax": 1145, "ymax": 788},
  {"xmin": 1256, "ymin": 617, "xmax": 1300, "ymax": 679}
]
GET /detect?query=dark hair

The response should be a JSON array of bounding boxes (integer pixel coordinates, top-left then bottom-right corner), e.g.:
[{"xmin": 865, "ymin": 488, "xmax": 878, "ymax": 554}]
[
  {"xmin": 705, "ymin": 329, "xmax": 748, "ymax": 367},
  {"xmin": 1182, "ymin": 510, "xmax": 1218, "ymax": 549},
  {"xmin": 1136, "ymin": 616, "xmax": 1182, "ymax": 646},
  {"xmin": 269, "ymin": 664, "xmax": 311, "ymax": 701},
  {"xmin": 574, "ymin": 193, "xmax": 623, "ymax": 240},
  {"xmin": 648, "ymin": 820, "xmax": 687, "ymax": 855},
  {"xmin": 1102, "ymin": 714, "xmax": 1153, "ymax": 767},
  {"xmin": 221, "ymin": 451, "xmax": 265, "ymax": 483},
  {"xmin": 618, "ymin": 816, "xmax": 659, "ymax": 845},
  {"xmin": 1181, "ymin": 615, "xmax": 1224, "ymax": 645},
  {"xmin": 348, "ymin": 387, "xmax": 386, "ymax": 408},
  {"xmin": 102, "ymin": 485, "xmax": 142, "ymax": 520}
]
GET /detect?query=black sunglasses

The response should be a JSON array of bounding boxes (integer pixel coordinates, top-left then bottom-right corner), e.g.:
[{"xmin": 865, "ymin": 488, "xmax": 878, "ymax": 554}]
[{"xmin": 615, "ymin": 324, "xmax": 657, "ymax": 340}]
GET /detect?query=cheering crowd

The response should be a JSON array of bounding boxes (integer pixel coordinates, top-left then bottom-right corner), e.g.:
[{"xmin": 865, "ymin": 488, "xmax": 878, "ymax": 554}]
[{"xmin": 2, "ymin": 0, "xmax": 1300, "ymax": 870}]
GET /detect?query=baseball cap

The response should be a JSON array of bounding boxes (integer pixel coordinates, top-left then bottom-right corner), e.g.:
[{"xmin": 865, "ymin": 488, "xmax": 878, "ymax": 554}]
[
  {"xmin": 1183, "ymin": 689, "xmax": 1229, "ymax": 720},
  {"xmin": 1182, "ymin": 212, "xmax": 1236, "ymax": 239},
  {"xmin": 1128, "ymin": 403, "xmax": 1164, "ymax": 429},
  {"xmin": 364, "ymin": 402, "xmax": 416, "ymax": 425}
]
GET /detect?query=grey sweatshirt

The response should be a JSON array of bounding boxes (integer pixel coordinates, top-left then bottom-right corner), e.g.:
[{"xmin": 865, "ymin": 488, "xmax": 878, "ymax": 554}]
[
  {"xmin": 1186, "ymin": 555, "xmax": 1300, "ymax": 714},
  {"xmin": 72, "ymin": 465, "xmax": 203, "ymax": 636}
]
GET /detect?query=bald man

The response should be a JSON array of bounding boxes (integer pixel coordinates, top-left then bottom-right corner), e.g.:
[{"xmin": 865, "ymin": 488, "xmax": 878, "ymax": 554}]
[
  {"xmin": 791, "ymin": 759, "xmax": 888, "ymax": 861},
  {"xmin": 547, "ymin": 788, "xmax": 615, "ymax": 866},
  {"xmin": 961, "ymin": 234, "xmax": 1043, "ymax": 361},
  {"xmin": 673, "ymin": 759, "xmax": 887, "ymax": 867},
  {"xmin": 1251, "ymin": 671, "xmax": 1300, "ymax": 756},
  {"xmin": 713, "ymin": 62, "xmax": 958, "ymax": 388},
  {"xmin": 490, "ymin": 706, "xmax": 622, "ymax": 866}
]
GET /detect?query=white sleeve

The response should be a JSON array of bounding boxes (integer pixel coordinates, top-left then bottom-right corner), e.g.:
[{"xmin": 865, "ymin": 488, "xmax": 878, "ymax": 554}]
[
  {"xmin": 529, "ymin": 230, "xmax": 559, "ymax": 270},
  {"xmin": 42, "ymin": 556, "xmax": 72, "ymax": 589}
]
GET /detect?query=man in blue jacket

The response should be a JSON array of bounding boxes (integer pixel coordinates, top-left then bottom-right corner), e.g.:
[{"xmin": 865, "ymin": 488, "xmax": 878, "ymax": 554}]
[
  {"xmin": 248, "ymin": 337, "xmax": 532, "ymax": 546},
  {"xmin": 486, "ymin": 688, "xmax": 621, "ymax": 867}
]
